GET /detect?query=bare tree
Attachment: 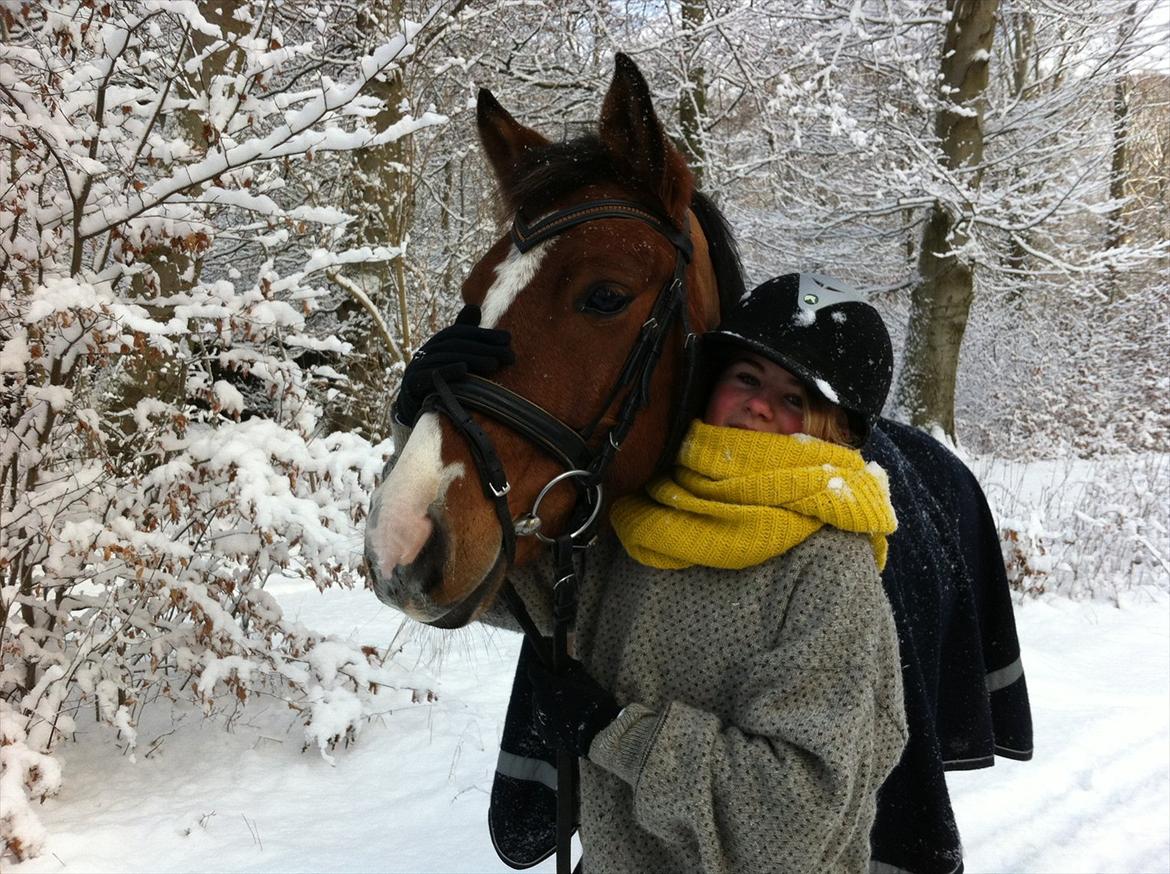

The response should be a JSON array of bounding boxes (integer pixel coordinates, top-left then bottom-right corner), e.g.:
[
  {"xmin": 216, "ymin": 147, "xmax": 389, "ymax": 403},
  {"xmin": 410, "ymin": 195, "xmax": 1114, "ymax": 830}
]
[{"xmin": 896, "ymin": 0, "xmax": 1000, "ymax": 436}]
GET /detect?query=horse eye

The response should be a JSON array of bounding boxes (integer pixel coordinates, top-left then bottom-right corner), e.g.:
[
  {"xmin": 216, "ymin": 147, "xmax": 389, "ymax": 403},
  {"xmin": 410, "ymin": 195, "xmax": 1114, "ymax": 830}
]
[{"xmin": 580, "ymin": 284, "xmax": 631, "ymax": 316}]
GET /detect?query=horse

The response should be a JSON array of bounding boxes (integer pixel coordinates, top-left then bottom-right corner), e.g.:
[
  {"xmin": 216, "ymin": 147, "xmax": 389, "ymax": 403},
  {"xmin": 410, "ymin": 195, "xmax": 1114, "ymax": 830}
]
[
  {"xmin": 364, "ymin": 53, "xmax": 1030, "ymax": 874},
  {"xmin": 364, "ymin": 54, "xmax": 733, "ymax": 630}
]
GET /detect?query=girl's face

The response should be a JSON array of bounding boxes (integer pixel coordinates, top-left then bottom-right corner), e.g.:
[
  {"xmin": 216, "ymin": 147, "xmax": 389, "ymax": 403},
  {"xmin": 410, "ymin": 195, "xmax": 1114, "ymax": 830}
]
[{"xmin": 704, "ymin": 353, "xmax": 808, "ymax": 435}]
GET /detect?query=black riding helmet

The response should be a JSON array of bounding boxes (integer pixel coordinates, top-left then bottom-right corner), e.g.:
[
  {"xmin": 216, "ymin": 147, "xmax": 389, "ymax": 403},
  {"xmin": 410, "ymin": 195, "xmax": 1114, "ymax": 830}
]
[{"xmin": 703, "ymin": 273, "xmax": 893, "ymax": 446}]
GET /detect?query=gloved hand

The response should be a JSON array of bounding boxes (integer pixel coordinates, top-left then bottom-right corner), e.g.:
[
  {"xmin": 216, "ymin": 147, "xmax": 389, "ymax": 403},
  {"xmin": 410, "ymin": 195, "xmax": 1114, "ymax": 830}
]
[
  {"xmin": 528, "ymin": 655, "xmax": 621, "ymax": 759},
  {"xmin": 392, "ymin": 304, "xmax": 514, "ymax": 426}
]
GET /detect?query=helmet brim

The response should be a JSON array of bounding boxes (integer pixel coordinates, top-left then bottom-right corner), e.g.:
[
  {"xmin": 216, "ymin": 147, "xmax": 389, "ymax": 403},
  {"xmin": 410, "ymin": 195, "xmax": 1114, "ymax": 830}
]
[
  {"xmin": 703, "ymin": 330, "xmax": 838, "ymax": 406},
  {"xmin": 702, "ymin": 331, "xmax": 872, "ymax": 445}
]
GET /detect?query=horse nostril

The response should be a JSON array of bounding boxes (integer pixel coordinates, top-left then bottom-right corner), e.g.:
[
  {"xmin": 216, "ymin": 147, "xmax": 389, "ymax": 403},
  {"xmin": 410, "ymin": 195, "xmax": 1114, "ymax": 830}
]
[
  {"xmin": 364, "ymin": 515, "xmax": 449, "ymax": 611},
  {"xmin": 411, "ymin": 520, "xmax": 449, "ymax": 598},
  {"xmin": 372, "ymin": 570, "xmax": 402, "ymax": 609}
]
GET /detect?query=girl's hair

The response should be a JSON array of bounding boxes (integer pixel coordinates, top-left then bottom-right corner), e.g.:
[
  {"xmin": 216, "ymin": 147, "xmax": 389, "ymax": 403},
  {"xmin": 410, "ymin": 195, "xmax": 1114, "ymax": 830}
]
[{"xmin": 802, "ymin": 393, "xmax": 859, "ymax": 448}]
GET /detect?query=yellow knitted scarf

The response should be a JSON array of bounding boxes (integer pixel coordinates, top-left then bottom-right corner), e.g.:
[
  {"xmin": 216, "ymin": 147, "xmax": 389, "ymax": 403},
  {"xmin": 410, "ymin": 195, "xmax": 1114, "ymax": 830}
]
[{"xmin": 611, "ymin": 420, "xmax": 898, "ymax": 571}]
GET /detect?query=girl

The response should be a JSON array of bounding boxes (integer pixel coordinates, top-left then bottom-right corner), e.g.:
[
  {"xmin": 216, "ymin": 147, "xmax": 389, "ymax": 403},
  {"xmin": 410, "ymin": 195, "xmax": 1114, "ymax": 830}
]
[{"xmin": 514, "ymin": 272, "xmax": 907, "ymax": 873}]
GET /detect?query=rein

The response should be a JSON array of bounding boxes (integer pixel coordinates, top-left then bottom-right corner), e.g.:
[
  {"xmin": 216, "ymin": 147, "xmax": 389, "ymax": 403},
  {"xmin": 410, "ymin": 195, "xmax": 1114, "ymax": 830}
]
[{"xmin": 425, "ymin": 198, "xmax": 695, "ymax": 874}]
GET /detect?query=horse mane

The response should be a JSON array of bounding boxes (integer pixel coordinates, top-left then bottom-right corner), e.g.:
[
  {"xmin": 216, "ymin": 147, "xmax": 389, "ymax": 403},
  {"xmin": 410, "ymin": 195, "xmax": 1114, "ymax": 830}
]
[
  {"xmin": 689, "ymin": 190, "xmax": 744, "ymax": 317},
  {"xmin": 501, "ymin": 134, "xmax": 745, "ymax": 317}
]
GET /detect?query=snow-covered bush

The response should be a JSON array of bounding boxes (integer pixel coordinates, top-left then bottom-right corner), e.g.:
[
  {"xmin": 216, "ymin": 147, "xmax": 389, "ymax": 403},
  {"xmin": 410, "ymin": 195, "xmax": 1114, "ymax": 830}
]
[
  {"xmin": 0, "ymin": 1, "xmax": 445, "ymax": 860},
  {"xmin": 978, "ymin": 453, "xmax": 1170, "ymax": 603}
]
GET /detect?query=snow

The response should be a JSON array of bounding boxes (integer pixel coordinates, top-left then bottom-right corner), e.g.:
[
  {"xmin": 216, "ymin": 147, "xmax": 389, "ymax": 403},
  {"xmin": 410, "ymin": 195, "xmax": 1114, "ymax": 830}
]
[
  {"xmin": 814, "ymin": 376, "xmax": 840, "ymax": 403},
  {"xmin": 949, "ymin": 592, "xmax": 1170, "ymax": 874},
  {"xmin": 212, "ymin": 380, "xmax": 244, "ymax": 415},
  {"xmin": 23, "ymin": 277, "xmax": 104, "ymax": 323},
  {"xmin": 6, "ymin": 579, "xmax": 1167, "ymax": 873}
]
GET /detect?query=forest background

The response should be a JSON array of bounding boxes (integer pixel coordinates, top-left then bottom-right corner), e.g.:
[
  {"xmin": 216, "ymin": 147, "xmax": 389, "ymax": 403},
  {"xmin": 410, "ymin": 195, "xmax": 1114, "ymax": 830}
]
[{"xmin": 1, "ymin": 0, "xmax": 1167, "ymax": 862}]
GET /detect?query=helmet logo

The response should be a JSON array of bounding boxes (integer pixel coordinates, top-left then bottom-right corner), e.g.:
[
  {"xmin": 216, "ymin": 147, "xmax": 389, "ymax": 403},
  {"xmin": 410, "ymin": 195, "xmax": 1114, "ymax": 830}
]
[{"xmin": 803, "ymin": 294, "xmax": 819, "ymax": 305}]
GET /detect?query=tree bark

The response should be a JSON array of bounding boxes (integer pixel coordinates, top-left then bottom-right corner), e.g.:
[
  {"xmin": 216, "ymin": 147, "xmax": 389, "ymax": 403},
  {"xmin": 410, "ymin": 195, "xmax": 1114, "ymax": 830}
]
[
  {"xmin": 1106, "ymin": 3, "xmax": 1138, "ymax": 266},
  {"xmin": 678, "ymin": 0, "xmax": 707, "ymax": 187},
  {"xmin": 1003, "ymin": 8, "xmax": 1034, "ymax": 301},
  {"xmin": 326, "ymin": 0, "xmax": 412, "ymax": 439},
  {"xmin": 897, "ymin": 0, "xmax": 999, "ymax": 437}
]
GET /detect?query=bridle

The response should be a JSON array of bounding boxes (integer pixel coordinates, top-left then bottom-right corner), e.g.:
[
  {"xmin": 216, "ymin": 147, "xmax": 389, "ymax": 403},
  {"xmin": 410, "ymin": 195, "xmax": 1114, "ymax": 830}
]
[
  {"xmin": 422, "ymin": 197, "xmax": 697, "ymax": 874},
  {"xmin": 425, "ymin": 197, "xmax": 696, "ymax": 577}
]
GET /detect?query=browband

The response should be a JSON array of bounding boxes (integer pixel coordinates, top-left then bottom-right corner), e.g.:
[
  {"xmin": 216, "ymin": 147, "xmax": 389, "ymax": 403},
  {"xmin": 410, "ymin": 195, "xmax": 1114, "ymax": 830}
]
[{"xmin": 512, "ymin": 198, "xmax": 693, "ymax": 263}]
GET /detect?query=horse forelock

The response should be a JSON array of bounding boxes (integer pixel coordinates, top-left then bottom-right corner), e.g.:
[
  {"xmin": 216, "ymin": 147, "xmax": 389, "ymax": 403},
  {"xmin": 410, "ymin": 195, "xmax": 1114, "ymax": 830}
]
[{"xmin": 501, "ymin": 135, "xmax": 683, "ymax": 225}]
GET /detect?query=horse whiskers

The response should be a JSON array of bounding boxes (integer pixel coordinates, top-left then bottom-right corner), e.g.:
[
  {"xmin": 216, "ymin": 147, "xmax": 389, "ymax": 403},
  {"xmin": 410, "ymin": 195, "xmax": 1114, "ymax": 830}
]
[{"xmin": 393, "ymin": 616, "xmax": 507, "ymax": 676}]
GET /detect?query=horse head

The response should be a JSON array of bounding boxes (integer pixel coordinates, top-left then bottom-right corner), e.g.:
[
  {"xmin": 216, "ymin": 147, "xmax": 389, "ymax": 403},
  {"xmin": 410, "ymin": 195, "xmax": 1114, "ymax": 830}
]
[{"xmin": 364, "ymin": 54, "xmax": 738, "ymax": 628}]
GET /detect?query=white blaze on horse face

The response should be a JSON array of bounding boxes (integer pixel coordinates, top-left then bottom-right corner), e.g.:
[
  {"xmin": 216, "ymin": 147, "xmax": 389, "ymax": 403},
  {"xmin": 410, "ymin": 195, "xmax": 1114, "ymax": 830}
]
[
  {"xmin": 479, "ymin": 241, "xmax": 552, "ymax": 328},
  {"xmin": 367, "ymin": 413, "xmax": 464, "ymax": 577}
]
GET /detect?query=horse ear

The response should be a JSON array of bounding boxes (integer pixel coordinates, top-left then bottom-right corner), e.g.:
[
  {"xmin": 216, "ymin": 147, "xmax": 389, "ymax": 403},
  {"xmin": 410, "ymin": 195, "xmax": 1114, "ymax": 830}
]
[
  {"xmin": 599, "ymin": 53, "xmax": 693, "ymax": 223},
  {"xmin": 477, "ymin": 89, "xmax": 550, "ymax": 199}
]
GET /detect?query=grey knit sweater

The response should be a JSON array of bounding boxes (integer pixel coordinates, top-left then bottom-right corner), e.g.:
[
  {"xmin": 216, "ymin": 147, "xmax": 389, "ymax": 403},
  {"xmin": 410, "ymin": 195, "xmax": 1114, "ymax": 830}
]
[{"xmin": 502, "ymin": 526, "xmax": 908, "ymax": 874}]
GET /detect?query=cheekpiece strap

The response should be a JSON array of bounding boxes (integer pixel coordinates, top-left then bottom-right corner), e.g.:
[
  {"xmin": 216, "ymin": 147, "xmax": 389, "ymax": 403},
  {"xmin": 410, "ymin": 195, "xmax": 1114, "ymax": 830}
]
[
  {"xmin": 512, "ymin": 198, "xmax": 694, "ymax": 262},
  {"xmin": 429, "ymin": 373, "xmax": 517, "ymax": 564}
]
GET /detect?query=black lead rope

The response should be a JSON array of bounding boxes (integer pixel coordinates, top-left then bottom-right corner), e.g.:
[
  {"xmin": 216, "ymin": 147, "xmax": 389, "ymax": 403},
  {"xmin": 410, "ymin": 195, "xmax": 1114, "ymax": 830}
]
[{"xmin": 551, "ymin": 534, "xmax": 579, "ymax": 874}]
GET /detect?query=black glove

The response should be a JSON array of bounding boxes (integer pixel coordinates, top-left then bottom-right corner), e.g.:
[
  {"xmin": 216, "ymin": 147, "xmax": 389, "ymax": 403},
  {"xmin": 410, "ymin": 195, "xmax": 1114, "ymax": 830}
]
[
  {"xmin": 392, "ymin": 304, "xmax": 514, "ymax": 426},
  {"xmin": 527, "ymin": 655, "xmax": 620, "ymax": 759}
]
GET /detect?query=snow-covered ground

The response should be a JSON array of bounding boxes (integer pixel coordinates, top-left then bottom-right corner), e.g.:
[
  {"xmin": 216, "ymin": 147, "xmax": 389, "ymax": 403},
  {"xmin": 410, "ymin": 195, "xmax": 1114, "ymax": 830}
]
[{"xmin": 7, "ymin": 577, "xmax": 1169, "ymax": 874}]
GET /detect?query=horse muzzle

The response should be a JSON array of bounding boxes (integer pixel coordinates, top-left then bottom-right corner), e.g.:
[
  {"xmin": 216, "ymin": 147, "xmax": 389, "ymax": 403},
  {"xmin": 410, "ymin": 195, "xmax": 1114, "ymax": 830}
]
[
  {"xmin": 364, "ymin": 456, "xmax": 507, "ymax": 629},
  {"xmin": 365, "ymin": 529, "xmax": 505, "ymax": 629}
]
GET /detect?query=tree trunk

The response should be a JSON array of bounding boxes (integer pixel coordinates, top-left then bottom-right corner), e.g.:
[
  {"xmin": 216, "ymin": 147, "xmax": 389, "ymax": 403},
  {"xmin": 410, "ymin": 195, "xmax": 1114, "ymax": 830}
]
[
  {"xmin": 678, "ymin": 0, "xmax": 707, "ymax": 187},
  {"xmin": 1106, "ymin": 3, "xmax": 1138, "ymax": 276},
  {"xmin": 1003, "ymin": 9, "xmax": 1034, "ymax": 302},
  {"xmin": 897, "ymin": 0, "xmax": 999, "ymax": 437},
  {"xmin": 106, "ymin": 1, "xmax": 248, "ymax": 455},
  {"xmin": 326, "ymin": 0, "xmax": 412, "ymax": 439}
]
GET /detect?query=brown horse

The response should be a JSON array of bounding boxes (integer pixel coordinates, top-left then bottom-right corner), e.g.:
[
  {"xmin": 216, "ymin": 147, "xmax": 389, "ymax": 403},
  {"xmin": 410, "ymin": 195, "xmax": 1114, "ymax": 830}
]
[{"xmin": 364, "ymin": 54, "xmax": 739, "ymax": 627}]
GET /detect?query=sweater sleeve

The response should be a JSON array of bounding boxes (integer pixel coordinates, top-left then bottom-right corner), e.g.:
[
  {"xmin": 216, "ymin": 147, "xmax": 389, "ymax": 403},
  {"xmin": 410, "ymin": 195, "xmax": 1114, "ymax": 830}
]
[{"xmin": 588, "ymin": 534, "xmax": 908, "ymax": 873}]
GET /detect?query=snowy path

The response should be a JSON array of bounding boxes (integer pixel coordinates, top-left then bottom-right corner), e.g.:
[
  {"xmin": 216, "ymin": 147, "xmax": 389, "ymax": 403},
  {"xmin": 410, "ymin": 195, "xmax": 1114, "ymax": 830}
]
[
  {"xmin": 948, "ymin": 594, "xmax": 1170, "ymax": 874},
  {"xmin": 9, "ymin": 584, "xmax": 1169, "ymax": 874}
]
